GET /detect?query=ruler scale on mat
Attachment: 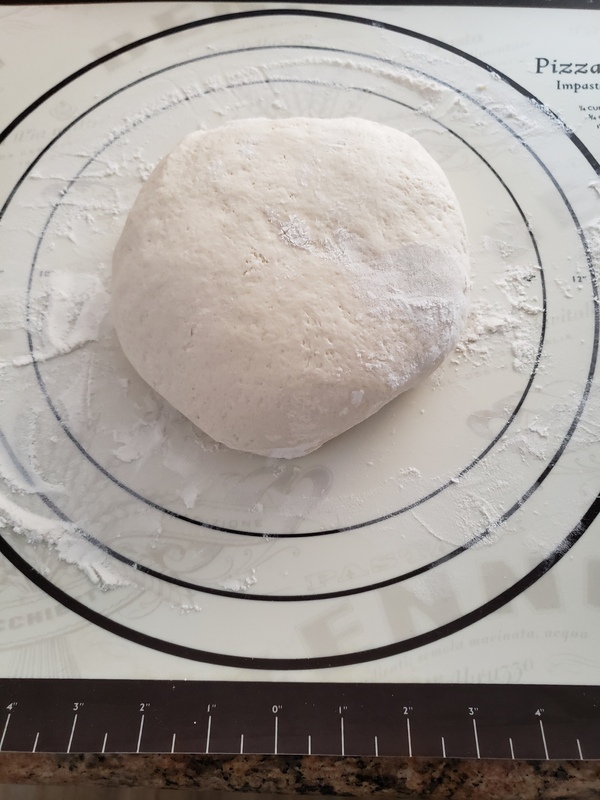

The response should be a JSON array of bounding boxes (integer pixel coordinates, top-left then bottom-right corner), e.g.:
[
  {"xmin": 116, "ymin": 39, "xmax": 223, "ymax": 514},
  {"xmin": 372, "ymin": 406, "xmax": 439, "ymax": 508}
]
[
  {"xmin": 1, "ymin": 2, "xmax": 600, "ymax": 763},
  {"xmin": 0, "ymin": 681, "xmax": 599, "ymax": 759}
]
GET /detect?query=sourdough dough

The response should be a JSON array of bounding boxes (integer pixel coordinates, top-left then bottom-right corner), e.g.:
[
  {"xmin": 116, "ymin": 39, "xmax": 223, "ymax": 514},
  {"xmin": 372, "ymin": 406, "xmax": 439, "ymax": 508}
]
[{"xmin": 112, "ymin": 117, "xmax": 469, "ymax": 458}]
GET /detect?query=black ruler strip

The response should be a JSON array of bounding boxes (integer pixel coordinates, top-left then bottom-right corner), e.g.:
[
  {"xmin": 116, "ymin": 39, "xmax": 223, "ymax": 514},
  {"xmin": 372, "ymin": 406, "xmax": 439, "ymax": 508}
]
[{"xmin": 0, "ymin": 681, "xmax": 598, "ymax": 759}]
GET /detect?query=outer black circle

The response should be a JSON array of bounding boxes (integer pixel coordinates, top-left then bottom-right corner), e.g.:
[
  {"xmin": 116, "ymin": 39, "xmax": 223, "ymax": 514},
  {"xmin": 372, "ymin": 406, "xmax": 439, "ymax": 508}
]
[
  {"xmin": 0, "ymin": 496, "xmax": 597, "ymax": 669},
  {"xmin": 0, "ymin": 8, "xmax": 599, "ymax": 668}
]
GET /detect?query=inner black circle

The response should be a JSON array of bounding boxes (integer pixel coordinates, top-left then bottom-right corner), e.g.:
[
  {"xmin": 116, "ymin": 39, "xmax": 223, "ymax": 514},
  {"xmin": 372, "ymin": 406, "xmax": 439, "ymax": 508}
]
[{"xmin": 26, "ymin": 54, "xmax": 545, "ymax": 542}]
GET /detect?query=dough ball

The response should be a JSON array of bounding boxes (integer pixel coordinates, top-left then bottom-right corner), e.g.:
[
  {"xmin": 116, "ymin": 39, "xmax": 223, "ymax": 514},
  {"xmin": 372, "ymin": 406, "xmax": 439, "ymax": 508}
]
[{"xmin": 112, "ymin": 117, "xmax": 469, "ymax": 458}]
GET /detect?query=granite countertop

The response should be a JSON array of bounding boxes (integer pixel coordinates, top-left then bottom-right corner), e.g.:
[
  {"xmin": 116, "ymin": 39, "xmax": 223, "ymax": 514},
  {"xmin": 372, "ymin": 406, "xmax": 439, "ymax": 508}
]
[{"xmin": 1, "ymin": 754, "xmax": 599, "ymax": 798}]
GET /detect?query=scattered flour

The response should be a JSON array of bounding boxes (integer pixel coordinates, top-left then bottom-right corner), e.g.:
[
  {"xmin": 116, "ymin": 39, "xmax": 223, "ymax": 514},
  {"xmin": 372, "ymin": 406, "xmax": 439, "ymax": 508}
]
[
  {"xmin": 451, "ymin": 264, "xmax": 542, "ymax": 372},
  {"xmin": 220, "ymin": 568, "xmax": 258, "ymax": 593},
  {"xmin": 0, "ymin": 495, "xmax": 131, "ymax": 589}
]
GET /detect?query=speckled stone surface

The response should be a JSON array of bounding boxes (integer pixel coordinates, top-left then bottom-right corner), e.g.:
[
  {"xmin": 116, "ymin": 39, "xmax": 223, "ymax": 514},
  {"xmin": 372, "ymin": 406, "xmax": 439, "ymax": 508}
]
[{"xmin": 0, "ymin": 754, "xmax": 599, "ymax": 797}]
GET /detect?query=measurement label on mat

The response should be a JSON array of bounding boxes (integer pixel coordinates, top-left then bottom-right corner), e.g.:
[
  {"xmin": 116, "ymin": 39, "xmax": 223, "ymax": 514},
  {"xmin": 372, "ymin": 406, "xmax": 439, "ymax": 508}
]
[{"xmin": 0, "ymin": 681, "xmax": 598, "ymax": 759}]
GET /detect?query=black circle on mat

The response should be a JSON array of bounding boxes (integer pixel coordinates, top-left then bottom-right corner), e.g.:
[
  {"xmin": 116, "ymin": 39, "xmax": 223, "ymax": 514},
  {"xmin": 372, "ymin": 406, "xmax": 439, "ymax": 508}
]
[
  {"xmin": 25, "ymin": 58, "xmax": 545, "ymax": 540},
  {"xmin": 0, "ymin": 494, "xmax": 598, "ymax": 669},
  {"xmin": 21, "ymin": 72, "xmax": 546, "ymax": 595},
  {"xmin": 0, "ymin": 9, "xmax": 598, "ymax": 666}
]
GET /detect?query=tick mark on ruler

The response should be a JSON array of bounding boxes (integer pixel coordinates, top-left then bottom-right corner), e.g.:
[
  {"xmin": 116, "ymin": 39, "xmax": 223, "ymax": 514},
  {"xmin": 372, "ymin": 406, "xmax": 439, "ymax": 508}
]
[
  {"xmin": 239, "ymin": 734, "xmax": 244, "ymax": 754},
  {"xmin": 136, "ymin": 715, "xmax": 144, "ymax": 753},
  {"xmin": 340, "ymin": 716, "xmax": 345, "ymax": 756},
  {"xmin": 441, "ymin": 736, "xmax": 446, "ymax": 758},
  {"xmin": 406, "ymin": 717, "xmax": 412, "ymax": 757},
  {"xmin": 32, "ymin": 732, "xmax": 39, "ymax": 754},
  {"xmin": 374, "ymin": 735, "xmax": 379, "ymax": 757},
  {"xmin": 205, "ymin": 715, "xmax": 212, "ymax": 753},
  {"xmin": 577, "ymin": 738, "xmax": 583, "ymax": 760},
  {"xmin": 0, "ymin": 714, "xmax": 11, "ymax": 751},
  {"xmin": 171, "ymin": 733, "xmax": 176, "ymax": 754},
  {"xmin": 307, "ymin": 734, "xmax": 311, "ymax": 755},
  {"xmin": 102, "ymin": 733, "xmax": 108, "ymax": 753},
  {"xmin": 472, "ymin": 718, "xmax": 481, "ymax": 758},
  {"xmin": 539, "ymin": 719, "xmax": 549, "ymax": 760},
  {"xmin": 509, "ymin": 737, "xmax": 515, "ymax": 759},
  {"xmin": 67, "ymin": 713, "xmax": 78, "ymax": 753},
  {"xmin": 274, "ymin": 715, "xmax": 279, "ymax": 755}
]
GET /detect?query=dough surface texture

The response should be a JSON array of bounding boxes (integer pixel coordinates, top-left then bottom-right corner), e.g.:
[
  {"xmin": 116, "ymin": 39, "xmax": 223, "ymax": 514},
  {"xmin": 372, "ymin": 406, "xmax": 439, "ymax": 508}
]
[{"xmin": 112, "ymin": 117, "xmax": 469, "ymax": 458}]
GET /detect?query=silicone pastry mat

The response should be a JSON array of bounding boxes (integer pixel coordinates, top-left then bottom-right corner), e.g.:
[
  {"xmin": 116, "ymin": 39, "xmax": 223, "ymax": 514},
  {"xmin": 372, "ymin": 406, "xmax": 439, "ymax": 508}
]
[{"xmin": 0, "ymin": 2, "xmax": 599, "ymax": 758}]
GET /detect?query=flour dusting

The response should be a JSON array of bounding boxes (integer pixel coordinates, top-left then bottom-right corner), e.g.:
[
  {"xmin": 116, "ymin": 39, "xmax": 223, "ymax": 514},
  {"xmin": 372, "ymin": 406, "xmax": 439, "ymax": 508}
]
[{"xmin": 0, "ymin": 495, "xmax": 132, "ymax": 588}]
